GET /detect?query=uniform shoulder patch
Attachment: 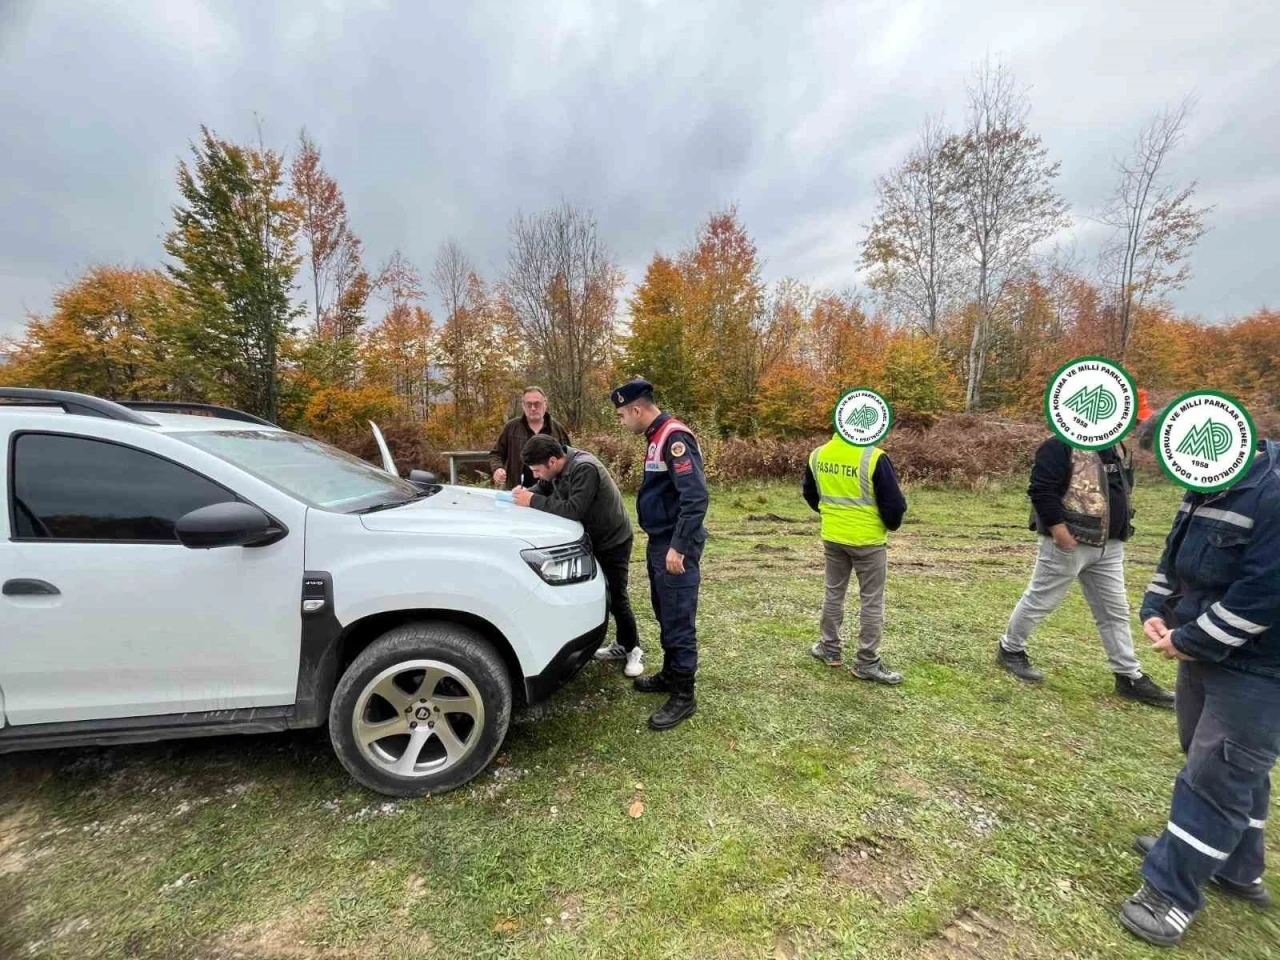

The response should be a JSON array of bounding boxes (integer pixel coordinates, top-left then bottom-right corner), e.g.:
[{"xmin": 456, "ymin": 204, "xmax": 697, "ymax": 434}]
[
  {"xmin": 669, "ymin": 441, "xmax": 686, "ymax": 457},
  {"xmin": 674, "ymin": 459, "xmax": 693, "ymax": 474}
]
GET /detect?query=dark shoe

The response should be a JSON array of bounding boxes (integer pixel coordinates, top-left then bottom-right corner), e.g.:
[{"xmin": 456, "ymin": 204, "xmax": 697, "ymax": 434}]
[
  {"xmin": 1116, "ymin": 674, "xmax": 1175, "ymax": 709},
  {"xmin": 851, "ymin": 661, "xmax": 903, "ymax": 685},
  {"xmin": 1212, "ymin": 875, "xmax": 1272, "ymax": 908},
  {"xmin": 633, "ymin": 670, "xmax": 669, "ymax": 694},
  {"xmin": 809, "ymin": 642, "xmax": 842, "ymax": 667},
  {"xmin": 649, "ymin": 673, "xmax": 696, "ymax": 731},
  {"xmin": 1133, "ymin": 835, "xmax": 1271, "ymax": 908},
  {"xmin": 1120, "ymin": 880, "xmax": 1195, "ymax": 947},
  {"xmin": 997, "ymin": 644, "xmax": 1044, "ymax": 683}
]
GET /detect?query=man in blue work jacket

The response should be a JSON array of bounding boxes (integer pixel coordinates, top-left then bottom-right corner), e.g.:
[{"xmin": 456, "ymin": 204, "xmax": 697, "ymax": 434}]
[
  {"xmin": 1120, "ymin": 430, "xmax": 1280, "ymax": 947},
  {"xmin": 612, "ymin": 378, "xmax": 709, "ymax": 731}
]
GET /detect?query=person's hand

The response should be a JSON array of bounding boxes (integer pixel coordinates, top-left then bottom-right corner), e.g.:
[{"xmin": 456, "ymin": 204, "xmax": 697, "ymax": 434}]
[
  {"xmin": 665, "ymin": 548, "xmax": 685, "ymax": 575},
  {"xmin": 493, "ymin": 468, "xmax": 507, "ymax": 486},
  {"xmin": 1143, "ymin": 616, "xmax": 1171, "ymax": 646},
  {"xmin": 1050, "ymin": 523, "xmax": 1078, "ymax": 551},
  {"xmin": 511, "ymin": 486, "xmax": 534, "ymax": 507},
  {"xmin": 1152, "ymin": 628, "xmax": 1193, "ymax": 662}
]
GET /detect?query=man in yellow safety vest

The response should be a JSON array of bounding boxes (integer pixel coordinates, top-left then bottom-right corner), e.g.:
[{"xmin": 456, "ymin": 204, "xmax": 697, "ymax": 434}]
[{"xmin": 802, "ymin": 435, "xmax": 908, "ymax": 683}]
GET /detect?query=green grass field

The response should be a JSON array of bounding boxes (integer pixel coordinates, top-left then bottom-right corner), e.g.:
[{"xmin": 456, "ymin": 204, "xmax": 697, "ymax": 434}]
[{"xmin": 2, "ymin": 478, "xmax": 1277, "ymax": 959}]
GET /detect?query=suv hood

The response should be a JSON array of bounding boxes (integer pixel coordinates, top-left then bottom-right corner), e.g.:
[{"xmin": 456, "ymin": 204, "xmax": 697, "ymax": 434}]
[{"xmin": 359, "ymin": 485, "xmax": 584, "ymax": 547}]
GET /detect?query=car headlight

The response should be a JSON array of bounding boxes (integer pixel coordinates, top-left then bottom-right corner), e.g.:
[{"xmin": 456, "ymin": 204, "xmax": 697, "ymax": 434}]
[{"xmin": 521, "ymin": 538, "xmax": 596, "ymax": 585}]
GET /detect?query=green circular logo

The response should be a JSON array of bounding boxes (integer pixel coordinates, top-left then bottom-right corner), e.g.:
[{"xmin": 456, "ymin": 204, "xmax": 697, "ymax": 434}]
[
  {"xmin": 833, "ymin": 388, "xmax": 892, "ymax": 447},
  {"xmin": 1044, "ymin": 356, "xmax": 1137, "ymax": 451},
  {"xmin": 1154, "ymin": 390, "xmax": 1256, "ymax": 493}
]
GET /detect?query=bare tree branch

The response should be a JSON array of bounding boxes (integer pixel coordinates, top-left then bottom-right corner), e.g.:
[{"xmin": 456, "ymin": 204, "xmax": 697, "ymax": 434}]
[{"xmin": 1098, "ymin": 99, "xmax": 1211, "ymax": 359}]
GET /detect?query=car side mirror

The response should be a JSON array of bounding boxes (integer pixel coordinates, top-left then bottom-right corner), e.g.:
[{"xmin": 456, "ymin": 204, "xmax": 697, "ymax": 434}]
[
  {"xmin": 408, "ymin": 469, "xmax": 437, "ymax": 487},
  {"xmin": 176, "ymin": 502, "xmax": 285, "ymax": 549}
]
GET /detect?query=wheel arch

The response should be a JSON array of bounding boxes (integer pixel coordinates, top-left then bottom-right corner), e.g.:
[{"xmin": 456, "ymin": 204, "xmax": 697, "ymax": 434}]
[{"xmin": 292, "ymin": 606, "xmax": 526, "ymax": 730}]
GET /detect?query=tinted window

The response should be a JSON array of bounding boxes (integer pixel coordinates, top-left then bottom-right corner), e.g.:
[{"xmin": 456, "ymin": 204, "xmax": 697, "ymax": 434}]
[
  {"xmin": 176, "ymin": 429, "xmax": 418, "ymax": 511},
  {"xmin": 11, "ymin": 433, "xmax": 235, "ymax": 542}
]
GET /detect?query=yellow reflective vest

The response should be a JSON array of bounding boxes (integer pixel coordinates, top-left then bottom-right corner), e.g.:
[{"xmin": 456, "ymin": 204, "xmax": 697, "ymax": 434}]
[{"xmin": 808, "ymin": 436, "xmax": 888, "ymax": 546}]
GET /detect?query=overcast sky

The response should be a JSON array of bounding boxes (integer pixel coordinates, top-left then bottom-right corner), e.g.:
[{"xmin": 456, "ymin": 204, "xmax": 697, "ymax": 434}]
[{"xmin": 1, "ymin": 0, "xmax": 1277, "ymax": 340}]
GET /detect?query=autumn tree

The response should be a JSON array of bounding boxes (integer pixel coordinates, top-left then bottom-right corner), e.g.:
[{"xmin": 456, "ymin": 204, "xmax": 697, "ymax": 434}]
[
  {"xmin": 1098, "ymin": 101, "xmax": 1211, "ymax": 360},
  {"xmin": 678, "ymin": 208, "xmax": 767, "ymax": 432},
  {"xmin": 943, "ymin": 61, "xmax": 1070, "ymax": 410},
  {"xmin": 505, "ymin": 203, "xmax": 623, "ymax": 430},
  {"xmin": 861, "ymin": 118, "xmax": 960, "ymax": 335},
  {"xmin": 623, "ymin": 255, "xmax": 697, "ymax": 416},
  {"xmin": 365, "ymin": 251, "xmax": 435, "ymax": 421},
  {"xmin": 290, "ymin": 129, "xmax": 371, "ymax": 344},
  {"xmin": 164, "ymin": 126, "xmax": 303, "ymax": 421},
  {"xmin": 432, "ymin": 242, "xmax": 486, "ymax": 436},
  {"xmin": 3, "ymin": 266, "xmax": 181, "ymax": 399}
]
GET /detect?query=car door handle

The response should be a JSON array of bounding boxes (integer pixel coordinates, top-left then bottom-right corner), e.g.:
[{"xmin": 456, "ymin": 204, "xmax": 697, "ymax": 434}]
[{"xmin": 3, "ymin": 579, "xmax": 60, "ymax": 597}]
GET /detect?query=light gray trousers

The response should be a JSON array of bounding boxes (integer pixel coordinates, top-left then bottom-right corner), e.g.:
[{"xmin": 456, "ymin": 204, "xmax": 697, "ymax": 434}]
[
  {"xmin": 1001, "ymin": 537, "xmax": 1143, "ymax": 678},
  {"xmin": 819, "ymin": 542, "xmax": 887, "ymax": 666}
]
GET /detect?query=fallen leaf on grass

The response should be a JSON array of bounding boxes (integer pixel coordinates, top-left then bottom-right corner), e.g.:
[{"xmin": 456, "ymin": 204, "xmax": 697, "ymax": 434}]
[
  {"xmin": 494, "ymin": 920, "xmax": 517, "ymax": 935},
  {"xmin": 628, "ymin": 801, "xmax": 645, "ymax": 819}
]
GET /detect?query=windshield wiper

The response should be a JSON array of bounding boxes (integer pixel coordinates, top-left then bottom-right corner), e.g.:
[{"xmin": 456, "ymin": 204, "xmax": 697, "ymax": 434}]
[{"xmin": 352, "ymin": 490, "xmax": 434, "ymax": 514}]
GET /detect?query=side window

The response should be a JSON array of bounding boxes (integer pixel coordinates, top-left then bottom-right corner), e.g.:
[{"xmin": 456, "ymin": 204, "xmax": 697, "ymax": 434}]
[{"xmin": 10, "ymin": 433, "xmax": 236, "ymax": 542}]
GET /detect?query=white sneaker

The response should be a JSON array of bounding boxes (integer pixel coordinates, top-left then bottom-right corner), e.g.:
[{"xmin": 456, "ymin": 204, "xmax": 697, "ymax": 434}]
[
  {"xmin": 624, "ymin": 647, "xmax": 645, "ymax": 678},
  {"xmin": 594, "ymin": 643, "xmax": 627, "ymax": 662}
]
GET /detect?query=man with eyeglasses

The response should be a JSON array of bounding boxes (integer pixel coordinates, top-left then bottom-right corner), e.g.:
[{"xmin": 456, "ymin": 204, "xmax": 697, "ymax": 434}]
[{"xmin": 488, "ymin": 386, "xmax": 571, "ymax": 490}]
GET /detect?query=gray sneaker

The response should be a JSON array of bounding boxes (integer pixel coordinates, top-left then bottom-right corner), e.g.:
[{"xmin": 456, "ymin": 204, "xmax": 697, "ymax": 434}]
[
  {"xmin": 594, "ymin": 643, "xmax": 627, "ymax": 662},
  {"xmin": 809, "ymin": 643, "xmax": 843, "ymax": 667},
  {"xmin": 852, "ymin": 661, "xmax": 904, "ymax": 685}
]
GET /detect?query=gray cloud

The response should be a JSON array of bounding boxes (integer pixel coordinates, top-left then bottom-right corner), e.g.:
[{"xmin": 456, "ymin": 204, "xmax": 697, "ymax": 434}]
[{"xmin": 1, "ymin": 0, "xmax": 1276, "ymax": 341}]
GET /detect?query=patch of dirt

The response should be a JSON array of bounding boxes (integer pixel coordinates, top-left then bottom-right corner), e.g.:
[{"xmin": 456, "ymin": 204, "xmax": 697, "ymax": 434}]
[
  {"xmin": 916, "ymin": 908, "xmax": 1029, "ymax": 959},
  {"xmin": 745, "ymin": 513, "xmax": 805, "ymax": 523},
  {"xmin": 0, "ymin": 809, "xmax": 36, "ymax": 876},
  {"xmin": 890, "ymin": 771, "xmax": 932, "ymax": 798},
  {"xmin": 752, "ymin": 543, "xmax": 794, "ymax": 554},
  {"xmin": 822, "ymin": 838, "xmax": 925, "ymax": 903},
  {"xmin": 211, "ymin": 896, "xmax": 435, "ymax": 960}
]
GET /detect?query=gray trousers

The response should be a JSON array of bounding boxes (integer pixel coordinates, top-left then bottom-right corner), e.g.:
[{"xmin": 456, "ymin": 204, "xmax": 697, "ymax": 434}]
[
  {"xmin": 819, "ymin": 542, "xmax": 886, "ymax": 666},
  {"xmin": 1001, "ymin": 537, "xmax": 1143, "ymax": 678}
]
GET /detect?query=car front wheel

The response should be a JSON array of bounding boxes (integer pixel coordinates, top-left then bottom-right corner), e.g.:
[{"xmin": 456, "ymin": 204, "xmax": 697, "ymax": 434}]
[{"xmin": 329, "ymin": 622, "xmax": 513, "ymax": 797}]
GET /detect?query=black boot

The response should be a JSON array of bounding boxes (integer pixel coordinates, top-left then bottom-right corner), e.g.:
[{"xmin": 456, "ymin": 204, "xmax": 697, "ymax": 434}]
[
  {"xmin": 997, "ymin": 643, "xmax": 1044, "ymax": 683},
  {"xmin": 633, "ymin": 670, "xmax": 670, "ymax": 694},
  {"xmin": 649, "ymin": 672, "xmax": 696, "ymax": 731},
  {"xmin": 1115, "ymin": 674, "xmax": 1175, "ymax": 709}
]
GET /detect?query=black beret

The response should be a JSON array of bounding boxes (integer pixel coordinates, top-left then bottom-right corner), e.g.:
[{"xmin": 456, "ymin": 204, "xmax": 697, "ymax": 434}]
[{"xmin": 610, "ymin": 378, "xmax": 654, "ymax": 408}]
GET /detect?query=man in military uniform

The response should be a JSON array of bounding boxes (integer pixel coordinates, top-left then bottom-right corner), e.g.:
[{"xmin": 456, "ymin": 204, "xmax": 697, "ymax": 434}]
[{"xmin": 612, "ymin": 378, "xmax": 708, "ymax": 731}]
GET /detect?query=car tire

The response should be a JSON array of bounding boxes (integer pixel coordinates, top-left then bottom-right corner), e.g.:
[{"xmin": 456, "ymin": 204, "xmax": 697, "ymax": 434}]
[{"xmin": 329, "ymin": 622, "xmax": 512, "ymax": 797}]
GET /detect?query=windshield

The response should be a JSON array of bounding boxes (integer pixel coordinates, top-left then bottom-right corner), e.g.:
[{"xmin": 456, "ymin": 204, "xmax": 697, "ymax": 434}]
[{"xmin": 176, "ymin": 429, "xmax": 421, "ymax": 512}]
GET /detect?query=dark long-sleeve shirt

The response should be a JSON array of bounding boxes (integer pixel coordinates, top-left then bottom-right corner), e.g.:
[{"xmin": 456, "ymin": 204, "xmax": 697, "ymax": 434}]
[
  {"xmin": 802, "ymin": 453, "xmax": 907, "ymax": 531},
  {"xmin": 1028, "ymin": 437, "xmax": 1132, "ymax": 541},
  {"xmin": 529, "ymin": 449, "xmax": 632, "ymax": 553}
]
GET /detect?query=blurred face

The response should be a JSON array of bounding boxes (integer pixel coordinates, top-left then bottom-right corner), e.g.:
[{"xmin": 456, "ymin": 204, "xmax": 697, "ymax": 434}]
[
  {"xmin": 522, "ymin": 392, "xmax": 547, "ymax": 419},
  {"xmin": 529, "ymin": 456, "xmax": 562, "ymax": 481},
  {"xmin": 616, "ymin": 402, "xmax": 647, "ymax": 435}
]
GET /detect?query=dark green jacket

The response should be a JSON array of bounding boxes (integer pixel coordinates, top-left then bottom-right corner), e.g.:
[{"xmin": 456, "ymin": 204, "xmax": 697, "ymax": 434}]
[{"xmin": 530, "ymin": 448, "xmax": 632, "ymax": 553}]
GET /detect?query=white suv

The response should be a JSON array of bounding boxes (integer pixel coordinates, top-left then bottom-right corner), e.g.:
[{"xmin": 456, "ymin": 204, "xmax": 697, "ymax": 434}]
[{"xmin": 0, "ymin": 389, "xmax": 607, "ymax": 796}]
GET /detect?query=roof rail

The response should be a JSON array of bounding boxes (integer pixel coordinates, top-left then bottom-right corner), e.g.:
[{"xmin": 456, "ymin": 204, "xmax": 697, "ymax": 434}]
[
  {"xmin": 117, "ymin": 401, "xmax": 277, "ymax": 427},
  {"xmin": 0, "ymin": 388, "xmax": 159, "ymax": 424}
]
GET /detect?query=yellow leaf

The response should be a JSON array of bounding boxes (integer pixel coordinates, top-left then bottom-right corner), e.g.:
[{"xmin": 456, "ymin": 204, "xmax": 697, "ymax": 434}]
[{"xmin": 628, "ymin": 800, "xmax": 645, "ymax": 819}]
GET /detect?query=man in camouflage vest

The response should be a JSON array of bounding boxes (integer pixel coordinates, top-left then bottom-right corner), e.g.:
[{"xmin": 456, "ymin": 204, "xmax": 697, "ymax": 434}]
[{"xmin": 997, "ymin": 434, "xmax": 1175, "ymax": 707}]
